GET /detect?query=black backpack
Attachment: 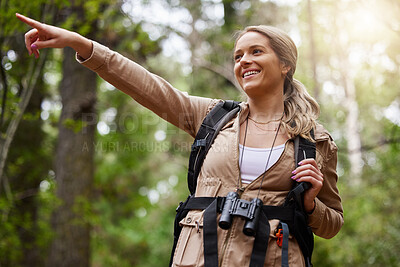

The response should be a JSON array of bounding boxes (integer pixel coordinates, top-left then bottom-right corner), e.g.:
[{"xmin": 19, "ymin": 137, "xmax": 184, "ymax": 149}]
[{"xmin": 169, "ymin": 100, "xmax": 315, "ymax": 267}]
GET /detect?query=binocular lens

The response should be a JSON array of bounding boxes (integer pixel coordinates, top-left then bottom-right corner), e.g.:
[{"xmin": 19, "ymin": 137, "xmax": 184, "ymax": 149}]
[
  {"xmin": 219, "ymin": 220, "xmax": 231, "ymax": 230},
  {"xmin": 243, "ymin": 222, "xmax": 257, "ymax": 236},
  {"xmin": 243, "ymin": 198, "xmax": 263, "ymax": 236}
]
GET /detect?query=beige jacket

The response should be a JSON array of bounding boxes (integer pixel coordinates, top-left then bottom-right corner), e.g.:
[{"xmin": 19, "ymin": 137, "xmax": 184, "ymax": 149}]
[{"xmin": 78, "ymin": 41, "xmax": 344, "ymax": 267}]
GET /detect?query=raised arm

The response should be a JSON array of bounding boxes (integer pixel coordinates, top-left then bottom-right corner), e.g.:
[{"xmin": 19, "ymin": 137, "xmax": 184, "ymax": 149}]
[
  {"xmin": 16, "ymin": 13, "xmax": 92, "ymax": 59},
  {"xmin": 16, "ymin": 13, "xmax": 215, "ymax": 137}
]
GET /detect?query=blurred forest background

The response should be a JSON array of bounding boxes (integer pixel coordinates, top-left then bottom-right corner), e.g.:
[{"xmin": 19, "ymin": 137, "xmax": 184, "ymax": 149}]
[{"xmin": 1, "ymin": 0, "xmax": 400, "ymax": 266}]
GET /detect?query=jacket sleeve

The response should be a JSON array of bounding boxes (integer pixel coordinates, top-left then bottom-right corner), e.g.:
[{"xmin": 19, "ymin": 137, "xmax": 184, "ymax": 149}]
[
  {"xmin": 76, "ymin": 41, "xmax": 215, "ymax": 137},
  {"xmin": 308, "ymin": 126, "xmax": 344, "ymax": 239}
]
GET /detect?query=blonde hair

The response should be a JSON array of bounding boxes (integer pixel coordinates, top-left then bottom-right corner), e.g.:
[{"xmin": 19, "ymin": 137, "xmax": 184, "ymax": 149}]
[{"xmin": 234, "ymin": 25, "xmax": 319, "ymax": 141}]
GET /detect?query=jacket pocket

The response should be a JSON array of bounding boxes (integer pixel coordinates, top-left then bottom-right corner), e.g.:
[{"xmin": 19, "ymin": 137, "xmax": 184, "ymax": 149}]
[
  {"xmin": 268, "ymin": 221, "xmax": 305, "ymax": 267},
  {"xmin": 173, "ymin": 210, "xmax": 204, "ymax": 267}
]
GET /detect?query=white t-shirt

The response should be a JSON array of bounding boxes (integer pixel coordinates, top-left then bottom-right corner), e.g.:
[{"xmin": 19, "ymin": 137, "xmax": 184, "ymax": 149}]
[{"xmin": 239, "ymin": 144, "xmax": 285, "ymax": 184}]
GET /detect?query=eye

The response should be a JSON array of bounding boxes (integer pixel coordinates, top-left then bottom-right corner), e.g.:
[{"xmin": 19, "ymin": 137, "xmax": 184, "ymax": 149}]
[
  {"xmin": 234, "ymin": 54, "xmax": 242, "ymax": 62},
  {"xmin": 253, "ymin": 48, "xmax": 263, "ymax": 55}
]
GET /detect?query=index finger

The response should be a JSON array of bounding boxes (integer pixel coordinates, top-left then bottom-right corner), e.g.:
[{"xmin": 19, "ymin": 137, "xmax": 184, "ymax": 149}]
[
  {"xmin": 16, "ymin": 13, "xmax": 44, "ymax": 30},
  {"xmin": 298, "ymin": 158, "xmax": 323, "ymax": 174},
  {"xmin": 299, "ymin": 158, "xmax": 317, "ymax": 167}
]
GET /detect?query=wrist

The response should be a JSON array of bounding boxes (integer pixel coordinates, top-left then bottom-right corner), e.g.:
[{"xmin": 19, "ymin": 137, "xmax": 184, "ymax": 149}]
[
  {"xmin": 306, "ymin": 199, "xmax": 316, "ymax": 214},
  {"xmin": 70, "ymin": 32, "xmax": 93, "ymax": 60}
]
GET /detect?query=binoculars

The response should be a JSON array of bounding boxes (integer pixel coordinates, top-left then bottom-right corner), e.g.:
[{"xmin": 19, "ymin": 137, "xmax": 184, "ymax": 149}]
[{"xmin": 219, "ymin": 191, "xmax": 263, "ymax": 236}]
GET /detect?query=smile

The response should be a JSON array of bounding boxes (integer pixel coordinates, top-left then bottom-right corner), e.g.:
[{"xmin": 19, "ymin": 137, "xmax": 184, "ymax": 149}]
[{"xmin": 243, "ymin": 70, "xmax": 260, "ymax": 78}]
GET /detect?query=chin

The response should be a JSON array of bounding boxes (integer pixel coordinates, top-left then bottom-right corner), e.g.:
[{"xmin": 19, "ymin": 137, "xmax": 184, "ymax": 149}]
[{"xmin": 242, "ymin": 85, "xmax": 259, "ymax": 94}]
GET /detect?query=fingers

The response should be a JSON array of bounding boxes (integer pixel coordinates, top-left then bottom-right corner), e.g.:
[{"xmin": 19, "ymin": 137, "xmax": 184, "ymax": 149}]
[
  {"xmin": 32, "ymin": 39, "xmax": 58, "ymax": 50},
  {"xmin": 297, "ymin": 158, "xmax": 323, "ymax": 176},
  {"xmin": 290, "ymin": 158, "xmax": 324, "ymax": 213},
  {"xmin": 30, "ymin": 40, "xmax": 57, "ymax": 59},
  {"xmin": 291, "ymin": 158, "xmax": 324, "ymax": 187},
  {"xmin": 16, "ymin": 13, "xmax": 44, "ymax": 30},
  {"xmin": 292, "ymin": 173, "xmax": 323, "ymax": 187},
  {"xmin": 298, "ymin": 166, "xmax": 323, "ymax": 179},
  {"xmin": 32, "ymin": 49, "xmax": 40, "ymax": 59},
  {"xmin": 18, "ymin": 13, "xmax": 45, "ymax": 58},
  {"xmin": 24, "ymin": 29, "xmax": 50, "ymax": 58},
  {"xmin": 24, "ymin": 29, "xmax": 38, "ymax": 55},
  {"xmin": 291, "ymin": 168, "xmax": 323, "ymax": 184}
]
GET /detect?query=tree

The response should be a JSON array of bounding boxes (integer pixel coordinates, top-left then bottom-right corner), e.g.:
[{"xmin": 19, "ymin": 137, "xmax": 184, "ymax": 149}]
[{"xmin": 46, "ymin": 45, "xmax": 96, "ymax": 266}]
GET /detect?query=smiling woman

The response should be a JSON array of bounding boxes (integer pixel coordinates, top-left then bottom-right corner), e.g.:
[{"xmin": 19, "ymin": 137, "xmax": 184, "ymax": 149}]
[
  {"xmin": 234, "ymin": 26, "xmax": 319, "ymax": 145},
  {"xmin": 16, "ymin": 12, "xmax": 343, "ymax": 267},
  {"xmin": 234, "ymin": 33, "xmax": 287, "ymax": 99}
]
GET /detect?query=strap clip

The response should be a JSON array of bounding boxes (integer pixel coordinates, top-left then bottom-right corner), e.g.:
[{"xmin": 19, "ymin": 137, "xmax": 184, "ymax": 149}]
[
  {"xmin": 275, "ymin": 228, "xmax": 283, "ymax": 247},
  {"xmin": 191, "ymin": 138, "xmax": 207, "ymax": 151}
]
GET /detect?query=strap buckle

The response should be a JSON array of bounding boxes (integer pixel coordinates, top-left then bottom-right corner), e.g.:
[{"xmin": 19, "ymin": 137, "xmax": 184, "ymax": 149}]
[{"xmin": 191, "ymin": 138, "xmax": 207, "ymax": 151}]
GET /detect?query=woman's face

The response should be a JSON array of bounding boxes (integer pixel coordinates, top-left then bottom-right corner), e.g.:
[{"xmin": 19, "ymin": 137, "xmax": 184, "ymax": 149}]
[{"xmin": 234, "ymin": 31, "xmax": 287, "ymax": 98}]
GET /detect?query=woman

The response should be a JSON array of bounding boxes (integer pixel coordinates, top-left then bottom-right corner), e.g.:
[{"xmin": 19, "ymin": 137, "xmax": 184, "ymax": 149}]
[{"xmin": 16, "ymin": 13, "xmax": 343, "ymax": 267}]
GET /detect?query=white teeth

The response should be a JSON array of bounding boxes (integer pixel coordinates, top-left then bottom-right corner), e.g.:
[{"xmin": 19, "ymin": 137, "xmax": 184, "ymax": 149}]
[{"xmin": 243, "ymin": 70, "xmax": 260, "ymax": 78}]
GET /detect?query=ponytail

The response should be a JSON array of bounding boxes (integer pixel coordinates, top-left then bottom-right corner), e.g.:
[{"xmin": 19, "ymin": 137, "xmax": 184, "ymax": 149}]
[{"xmin": 283, "ymin": 77, "xmax": 319, "ymax": 142}]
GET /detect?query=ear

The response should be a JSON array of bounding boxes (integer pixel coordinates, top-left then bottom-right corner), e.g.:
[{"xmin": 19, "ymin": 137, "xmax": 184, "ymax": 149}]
[{"xmin": 281, "ymin": 65, "xmax": 291, "ymax": 76}]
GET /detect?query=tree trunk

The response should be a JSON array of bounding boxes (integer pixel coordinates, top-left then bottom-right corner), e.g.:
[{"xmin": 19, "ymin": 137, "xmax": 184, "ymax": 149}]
[
  {"xmin": 46, "ymin": 47, "xmax": 96, "ymax": 267},
  {"xmin": 307, "ymin": 0, "xmax": 319, "ymax": 101},
  {"xmin": 341, "ymin": 60, "xmax": 363, "ymax": 186},
  {"xmin": 332, "ymin": 3, "xmax": 363, "ymax": 186}
]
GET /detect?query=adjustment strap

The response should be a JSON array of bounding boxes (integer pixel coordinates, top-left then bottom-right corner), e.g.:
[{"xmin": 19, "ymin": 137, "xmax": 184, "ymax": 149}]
[
  {"xmin": 249, "ymin": 211, "xmax": 270, "ymax": 267},
  {"xmin": 183, "ymin": 198, "xmax": 295, "ymax": 222},
  {"xmin": 263, "ymin": 205, "xmax": 294, "ymax": 222},
  {"xmin": 184, "ymin": 197, "xmax": 225, "ymax": 212},
  {"xmin": 203, "ymin": 199, "xmax": 219, "ymax": 267},
  {"xmin": 281, "ymin": 222, "xmax": 289, "ymax": 267}
]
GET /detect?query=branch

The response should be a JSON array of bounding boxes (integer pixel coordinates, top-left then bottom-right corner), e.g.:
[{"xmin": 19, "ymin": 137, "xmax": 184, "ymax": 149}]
[
  {"xmin": 337, "ymin": 137, "xmax": 400, "ymax": 156},
  {"xmin": 361, "ymin": 137, "xmax": 400, "ymax": 152},
  {"xmin": 193, "ymin": 57, "xmax": 242, "ymax": 92},
  {"xmin": 0, "ymin": 44, "xmax": 8, "ymax": 129},
  {"xmin": 0, "ymin": 50, "xmax": 48, "ymax": 189},
  {"xmin": 1, "ymin": 174, "xmax": 13, "ymax": 221}
]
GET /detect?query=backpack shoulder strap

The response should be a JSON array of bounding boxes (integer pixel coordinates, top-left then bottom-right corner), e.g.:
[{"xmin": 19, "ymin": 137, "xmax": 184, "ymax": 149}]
[
  {"xmin": 286, "ymin": 132, "xmax": 316, "ymax": 267},
  {"xmin": 294, "ymin": 131, "xmax": 316, "ymax": 169},
  {"xmin": 187, "ymin": 100, "xmax": 241, "ymax": 195},
  {"xmin": 287, "ymin": 130, "xmax": 316, "ymax": 205}
]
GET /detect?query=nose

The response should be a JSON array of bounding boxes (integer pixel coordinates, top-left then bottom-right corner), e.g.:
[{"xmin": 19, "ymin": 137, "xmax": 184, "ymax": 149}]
[{"xmin": 239, "ymin": 53, "xmax": 252, "ymax": 67}]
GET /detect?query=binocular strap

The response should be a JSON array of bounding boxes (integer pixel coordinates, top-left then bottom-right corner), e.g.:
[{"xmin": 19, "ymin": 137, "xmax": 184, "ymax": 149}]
[{"xmin": 203, "ymin": 199, "xmax": 219, "ymax": 267}]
